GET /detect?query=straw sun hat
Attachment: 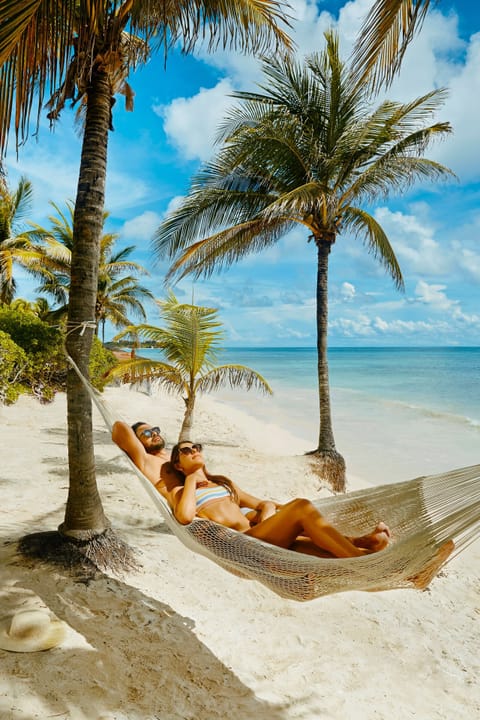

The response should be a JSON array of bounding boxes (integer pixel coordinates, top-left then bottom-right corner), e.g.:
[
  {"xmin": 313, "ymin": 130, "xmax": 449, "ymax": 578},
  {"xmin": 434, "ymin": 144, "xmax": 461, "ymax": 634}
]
[{"xmin": 0, "ymin": 609, "xmax": 68, "ymax": 652}]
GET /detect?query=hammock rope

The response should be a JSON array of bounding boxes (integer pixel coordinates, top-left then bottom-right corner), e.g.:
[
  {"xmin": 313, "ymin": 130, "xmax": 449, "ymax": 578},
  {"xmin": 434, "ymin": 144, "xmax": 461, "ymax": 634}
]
[{"xmin": 65, "ymin": 350, "xmax": 480, "ymax": 601}]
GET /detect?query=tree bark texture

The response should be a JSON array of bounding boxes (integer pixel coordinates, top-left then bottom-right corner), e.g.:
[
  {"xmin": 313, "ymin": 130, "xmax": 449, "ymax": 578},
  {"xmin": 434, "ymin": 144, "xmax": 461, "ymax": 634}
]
[
  {"xmin": 312, "ymin": 238, "xmax": 346, "ymax": 491},
  {"xmin": 179, "ymin": 394, "xmax": 195, "ymax": 442},
  {"xmin": 63, "ymin": 66, "xmax": 111, "ymax": 535},
  {"xmin": 316, "ymin": 239, "xmax": 336, "ymax": 452}
]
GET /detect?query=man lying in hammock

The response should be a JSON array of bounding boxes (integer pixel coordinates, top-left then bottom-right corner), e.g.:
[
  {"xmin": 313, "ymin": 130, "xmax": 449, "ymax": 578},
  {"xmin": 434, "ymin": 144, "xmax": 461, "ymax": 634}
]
[{"xmin": 112, "ymin": 421, "xmax": 391, "ymax": 559}]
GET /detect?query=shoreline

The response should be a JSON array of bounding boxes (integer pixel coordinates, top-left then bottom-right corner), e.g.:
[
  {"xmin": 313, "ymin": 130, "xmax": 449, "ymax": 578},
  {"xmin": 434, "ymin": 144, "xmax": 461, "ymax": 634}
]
[
  {"xmin": 202, "ymin": 384, "xmax": 480, "ymax": 486},
  {"xmin": 1, "ymin": 385, "xmax": 479, "ymax": 720}
]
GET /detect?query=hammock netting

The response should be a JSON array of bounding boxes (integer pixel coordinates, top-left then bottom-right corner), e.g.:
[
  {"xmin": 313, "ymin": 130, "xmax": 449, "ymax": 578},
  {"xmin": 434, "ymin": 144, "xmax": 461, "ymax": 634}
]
[
  {"xmin": 130, "ymin": 460, "xmax": 480, "ymax": 601},
  {"xmin": 68, "ymin": 355, "xmax": 480, "ymax": 602}
]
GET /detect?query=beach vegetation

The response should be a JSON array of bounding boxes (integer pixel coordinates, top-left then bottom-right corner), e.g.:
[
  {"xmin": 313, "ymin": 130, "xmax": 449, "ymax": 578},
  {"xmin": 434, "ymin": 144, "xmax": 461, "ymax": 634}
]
[
  {"xmin": 0, "ymin": 0, "xmax": 291, "ymax": 571},
  {"xmin": 153, "ymin": 31, "xmax": 454, "ymax": 491},
  {"xmin": 107, "ymin": 290, "xmax": 272, "ymax": 440},
  {"xmin": 0, "ymin": 174, "xmax": 39, "ymax": 305},
  {"xmin": 0, "ymin": 303, "xmax": 117, "ymax": 402},
  {"xmin": 0, "ymin": 329, "xmax": 27, "ymax": 404},
  {"xmin": 0, "ymin": 304, "xmax": 67, "ymax": 401},
  {"xmin": 27, "ymin": 200, "xmax": 155, "ymax": 341}
]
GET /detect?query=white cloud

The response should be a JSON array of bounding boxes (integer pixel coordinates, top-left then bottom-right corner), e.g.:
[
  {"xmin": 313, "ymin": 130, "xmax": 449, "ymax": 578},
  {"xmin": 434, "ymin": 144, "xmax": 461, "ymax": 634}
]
[
  {"xmin": 104, "ymin": 170, "xmax": 150, "ymax": 212},
  {"xmin": 329, "ymin": 311, "xmax": 469, "ymax": 341},
  {"xmin": 330, "ymin": 315, "xmax": 376, "ymax": 337},
  {"xmin": 341, "ymin": 281, "xmax": 356, "ymax": 300},
  {"xmin": 371, "ymin": 317, "xmax": 445, "ymax": 335},
  {"xmin": 378, "ymin": 9, "xmax": 480, "ymax": 181},
  {"xmin": 154, "ymin": 78, "xmax": 235, "ymax": 161},
  {"xmin": 458, "ymin": 247, "xmax": 480, "ymax": 282},
  {"xmin": 8, "ymin": 142, "xmax": 79, "ymax": 220},
  {"xmin": 386, "ymin": 8, "xmax": 464, "ymax": 100},
  {"xmin": 414, "ymin": 280, "xmax": 459, "ymax": 311},
  {"xmin": 121, "ymin": 210, "xmax": 162, "ymax": 242},
  {"xmin": 374, "ymin": 207, "xmax": 450, "ymax": 275},
  {"xmin": 163, "ymin": 195, "xmax": 185, "ymax": 217},
  {"xmin": 429, "ymin": 32, "xmax": 480, "ymax": 179},
  {"xmin": 373, "ymin": 316, "xmax": 389, "ymax": 332}
]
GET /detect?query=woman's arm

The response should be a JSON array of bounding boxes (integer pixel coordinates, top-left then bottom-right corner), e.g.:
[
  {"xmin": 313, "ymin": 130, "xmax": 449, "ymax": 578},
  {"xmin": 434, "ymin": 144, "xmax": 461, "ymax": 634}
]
[
  {"xmin": 234, "ymin": 484, "xmax": 282, "ymax": 515},
  {"xmin": 170, "ymin": 471, "xmax": 203, "ymax": 524}
]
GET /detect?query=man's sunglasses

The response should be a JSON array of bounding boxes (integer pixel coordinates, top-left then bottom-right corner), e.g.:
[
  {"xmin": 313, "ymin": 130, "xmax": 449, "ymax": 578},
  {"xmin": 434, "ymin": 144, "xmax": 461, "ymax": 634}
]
[
  {"xmin": 178, "ymin": 443, "xmax": 203, "ymax": 456},
  {"xmin": 139, "ymin": 426, "xmax": 161, "ymax": 439}
]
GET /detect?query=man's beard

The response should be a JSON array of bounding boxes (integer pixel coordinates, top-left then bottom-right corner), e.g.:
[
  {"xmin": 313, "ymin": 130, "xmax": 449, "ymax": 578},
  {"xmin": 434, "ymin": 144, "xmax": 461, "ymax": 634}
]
[{"xmin": 147, "ymin": 439, "xmax": 165, "ymax": 453}]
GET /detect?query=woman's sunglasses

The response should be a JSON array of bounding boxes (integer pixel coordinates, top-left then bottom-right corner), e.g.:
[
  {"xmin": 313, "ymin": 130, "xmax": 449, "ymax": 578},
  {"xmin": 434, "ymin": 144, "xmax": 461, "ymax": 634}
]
[
  {"xmin": 178, "ymin": 443, "xmax": 203, "ymax": 456},
  {"xmin": 139, "ymin": 426, "xmax": 161, "ymax": 439}
]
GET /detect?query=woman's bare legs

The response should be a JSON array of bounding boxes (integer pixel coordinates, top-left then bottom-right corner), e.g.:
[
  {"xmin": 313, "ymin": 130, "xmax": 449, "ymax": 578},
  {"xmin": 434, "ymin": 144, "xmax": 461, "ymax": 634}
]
[{"xmin": 245, "ymin": 498, "xmax": 390, "ymax": 558}]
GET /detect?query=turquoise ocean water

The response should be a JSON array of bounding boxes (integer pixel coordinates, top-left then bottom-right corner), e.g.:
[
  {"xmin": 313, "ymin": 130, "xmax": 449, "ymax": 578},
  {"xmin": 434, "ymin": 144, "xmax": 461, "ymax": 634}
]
[
  {"xmin": 141, "ymin": 346, "xmax": 479, "ymax": 483},
  {"xmin": 218, "ymin": 346, "xmax": 480, "ymax": 426}
]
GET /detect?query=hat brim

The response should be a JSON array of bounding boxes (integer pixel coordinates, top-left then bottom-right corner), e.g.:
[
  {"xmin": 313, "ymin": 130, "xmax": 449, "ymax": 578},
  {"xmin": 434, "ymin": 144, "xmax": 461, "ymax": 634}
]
[{"xmin": 0, "ymin": 612, "xmax": 68, "ymax": 653}]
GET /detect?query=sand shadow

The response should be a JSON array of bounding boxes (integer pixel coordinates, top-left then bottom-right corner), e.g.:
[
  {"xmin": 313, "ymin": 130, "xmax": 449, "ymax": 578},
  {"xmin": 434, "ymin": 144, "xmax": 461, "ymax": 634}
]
[
  {"xmin": 0, "ymin": 548, "xmax": 290, "ymax": 720},
  {"xmin": 41, "ymin": 425, "xmax": 112, "ymax": 447},
  {"xmin": 43, "ymin": 454, "xmax": 128, "ymax": 479}
]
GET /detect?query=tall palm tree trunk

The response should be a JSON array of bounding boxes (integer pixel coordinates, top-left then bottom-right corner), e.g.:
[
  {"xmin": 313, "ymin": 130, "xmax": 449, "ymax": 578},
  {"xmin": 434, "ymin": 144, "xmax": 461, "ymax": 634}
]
[
  {"xmin": 62, "ymin": 65, "xmax": 110, "ymax": 537},
  {"xmin": 311, "ymin": 237, "xmax": 346, "ymax": 492}
]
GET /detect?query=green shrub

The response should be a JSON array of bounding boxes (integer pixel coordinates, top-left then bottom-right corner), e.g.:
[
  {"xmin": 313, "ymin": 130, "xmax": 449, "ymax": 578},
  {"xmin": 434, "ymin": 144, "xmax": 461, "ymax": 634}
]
[
  {"xmin": 0, "ymin": 306, "xmax": 66, "ymax": 402},
  {"xmin": 0, "ymin": 330, "xmax": 28, "ymax": 404},
  {"xmin": 0, "ymin": 305, "xmax": 119, "ymax": 402},
  {"xmin": 0, "ymin": 305, "xmax": 68, "ymax": 401},
  {"xmin": 89, "ymin": 337, "xmax": 118, "ymax": 390}
]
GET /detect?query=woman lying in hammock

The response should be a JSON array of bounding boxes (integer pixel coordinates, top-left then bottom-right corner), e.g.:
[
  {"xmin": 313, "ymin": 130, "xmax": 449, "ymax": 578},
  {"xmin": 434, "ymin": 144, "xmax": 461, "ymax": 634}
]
[{"xmin": 169, "ymin": 440, "xmax": 391, "ymax": 559}]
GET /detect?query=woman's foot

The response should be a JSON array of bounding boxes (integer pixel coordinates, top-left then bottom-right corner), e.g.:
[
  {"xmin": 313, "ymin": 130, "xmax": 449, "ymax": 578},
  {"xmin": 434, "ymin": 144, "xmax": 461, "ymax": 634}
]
[{"xmin": 352, "ymin": 522, "xmax": 391, "ymax": 552}]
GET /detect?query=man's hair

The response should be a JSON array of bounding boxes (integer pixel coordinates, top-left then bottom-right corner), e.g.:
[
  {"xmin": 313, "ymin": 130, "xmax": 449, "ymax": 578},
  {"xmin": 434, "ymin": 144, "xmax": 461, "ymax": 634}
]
[{"xmin": 131, "ymin": 421, "xmax": 148, "ymax": 435}]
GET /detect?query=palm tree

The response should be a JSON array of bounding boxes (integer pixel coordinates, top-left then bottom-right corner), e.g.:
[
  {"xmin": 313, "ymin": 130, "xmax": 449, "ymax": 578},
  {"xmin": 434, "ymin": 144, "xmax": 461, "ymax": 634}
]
[
  {"xmin": 96, "ymin": 273, "xmax": 154, "ymax": 343},
  {"xmin": 28, "ymin": 200, "xmax": 155, "ymax": 340},
  {"xmin": 30, "ymin": 296, "xmax": 60, "ymax": 324},
  {"xmin": 109, "ymin": 290, "xmax": 272, "ymax": 439},
  {"xmin": 0, "ymin": 175, "xmax": 38, "ymax": 304},
  {"xmin": 351, "ymin": 0, "xmax": 433, "ymax": 91},
  {"xmin": 9, "ymin": 296, "xmax": 60, "ymax": 324},
  {"xmin": 0, "ymin": 1, "xmax": 291, "ymax": 567},
  {"xmin": 153, "ymin": 32, "xmax": 455, "ymax": 491}
]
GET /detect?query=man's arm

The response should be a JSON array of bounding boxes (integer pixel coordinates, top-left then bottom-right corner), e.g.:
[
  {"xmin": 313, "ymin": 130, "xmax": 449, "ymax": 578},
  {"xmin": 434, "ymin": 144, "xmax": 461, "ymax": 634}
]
[{"xmin": 112, "ymin": 421, "xmax": 147, "ymax": 474}]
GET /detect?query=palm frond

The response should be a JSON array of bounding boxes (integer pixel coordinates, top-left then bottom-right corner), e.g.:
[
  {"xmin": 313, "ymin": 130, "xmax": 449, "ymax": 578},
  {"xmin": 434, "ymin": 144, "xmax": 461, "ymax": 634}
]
[
  {"xmin": 343, "ymin": 206, "xmax": 404, "ymax": 290},
  {"xmin": 165, "ymin": 215, "xmax": 292, "ymax": 283},
  {"xmin": 196, "ymin": 364, "xmax": 273, "ymax": 394},
  {"xmin": 0, "ymin": 0, "xmax": 291, "ymax": 157},
  {"xmin": 351, "ymin": 0, "xmax": 432, "ymax": 92},
  {"xmin": 106, "ymin": 356, "xmax": 185, "ymax": 392}
]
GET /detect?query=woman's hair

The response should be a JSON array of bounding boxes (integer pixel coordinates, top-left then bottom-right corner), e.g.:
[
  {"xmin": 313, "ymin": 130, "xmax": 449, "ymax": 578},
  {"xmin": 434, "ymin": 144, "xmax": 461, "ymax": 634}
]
[{"xmin": 170, "ymin": 441, "xmax": 238, "ymax": 503}]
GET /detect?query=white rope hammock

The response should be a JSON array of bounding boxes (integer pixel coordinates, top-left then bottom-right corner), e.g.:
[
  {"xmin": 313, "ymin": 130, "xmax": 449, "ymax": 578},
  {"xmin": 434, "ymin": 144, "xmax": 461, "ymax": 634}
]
[{"xmin": 66, "ymin": 352, "xmax": 480, "ymax": 601}]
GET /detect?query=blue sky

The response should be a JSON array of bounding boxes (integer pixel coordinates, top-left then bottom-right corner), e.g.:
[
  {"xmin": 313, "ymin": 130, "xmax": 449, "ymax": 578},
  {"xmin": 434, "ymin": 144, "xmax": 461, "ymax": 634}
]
[{"xmin": 5, "ymin": 0, "xmax": 480, "ymax": 347}]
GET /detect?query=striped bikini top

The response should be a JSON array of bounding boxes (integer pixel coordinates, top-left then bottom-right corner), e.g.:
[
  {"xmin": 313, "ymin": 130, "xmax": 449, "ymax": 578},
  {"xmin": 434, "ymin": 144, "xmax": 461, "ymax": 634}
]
[{"xmin": 195, "ymin": 483, "xmax": 231, "ymax": 509}]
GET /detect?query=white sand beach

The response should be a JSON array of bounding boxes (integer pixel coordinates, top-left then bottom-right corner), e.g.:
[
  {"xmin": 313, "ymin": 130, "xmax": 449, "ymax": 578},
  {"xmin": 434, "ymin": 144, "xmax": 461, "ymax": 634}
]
[{"xmin": 1, "ymin": 385, "xmax": 479, "ymax": 720}]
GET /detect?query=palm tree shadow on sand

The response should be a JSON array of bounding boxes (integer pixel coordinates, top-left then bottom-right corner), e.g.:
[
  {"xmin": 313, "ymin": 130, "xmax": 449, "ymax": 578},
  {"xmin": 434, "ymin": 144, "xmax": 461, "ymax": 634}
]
[{"xmin": 0, "ymin": 547, "xmax": 292, "ymax": 720}]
